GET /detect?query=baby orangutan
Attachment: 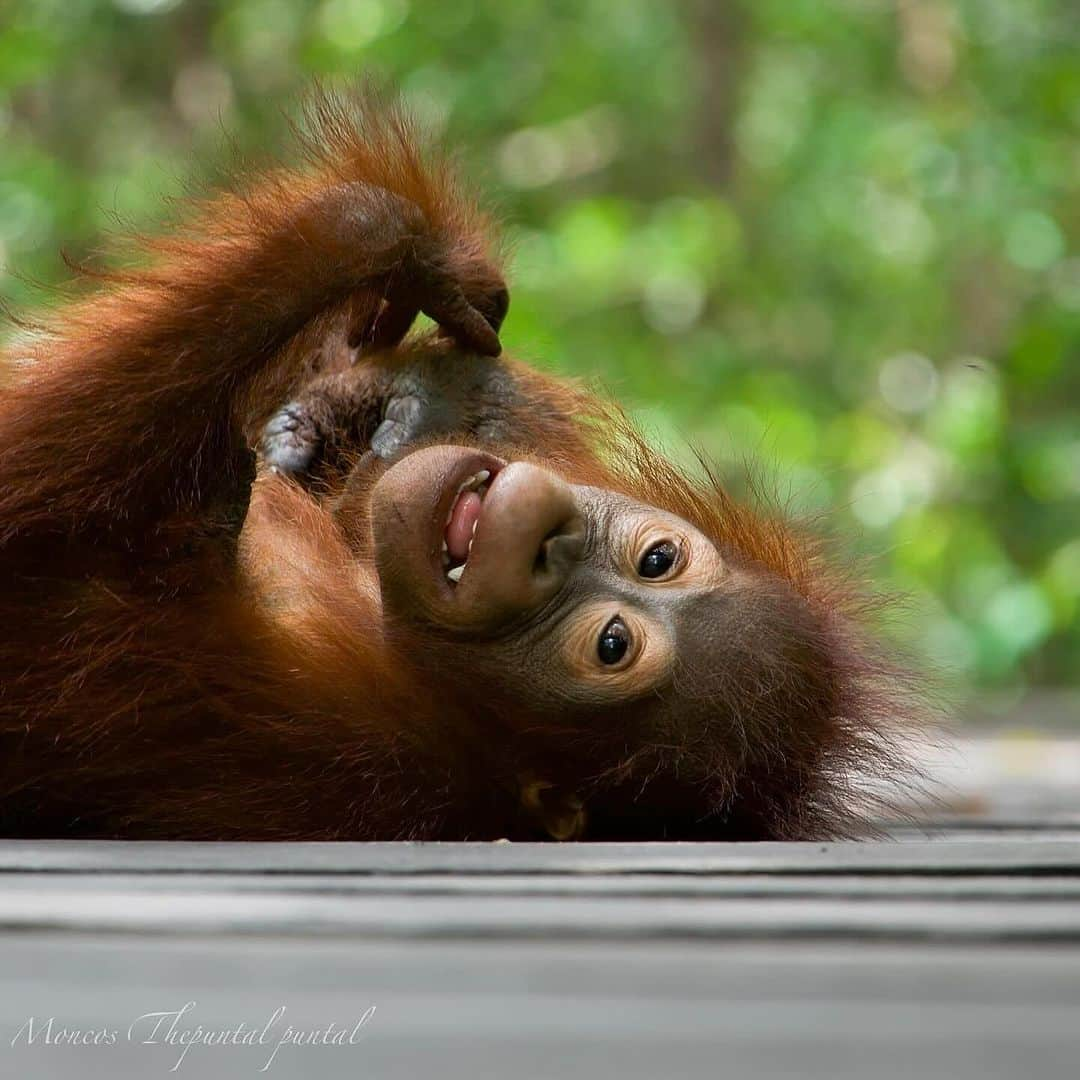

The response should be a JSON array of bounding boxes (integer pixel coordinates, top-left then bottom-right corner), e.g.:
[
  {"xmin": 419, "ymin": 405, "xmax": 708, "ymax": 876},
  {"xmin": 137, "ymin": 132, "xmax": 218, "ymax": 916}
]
[{"xmin": 0, "ymin": 91, "xmax": 916, "ymax": 841}]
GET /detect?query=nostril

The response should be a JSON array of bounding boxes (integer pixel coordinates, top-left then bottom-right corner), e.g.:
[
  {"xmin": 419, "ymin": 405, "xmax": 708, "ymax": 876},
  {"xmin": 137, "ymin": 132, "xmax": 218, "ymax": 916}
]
[
  {"xmin": 533, "ymin": 518, "xmax": 584, "ymax": 579},
  {"xmin": 533, "ymin": 529, "xmax": 559, "ymax": 574}
]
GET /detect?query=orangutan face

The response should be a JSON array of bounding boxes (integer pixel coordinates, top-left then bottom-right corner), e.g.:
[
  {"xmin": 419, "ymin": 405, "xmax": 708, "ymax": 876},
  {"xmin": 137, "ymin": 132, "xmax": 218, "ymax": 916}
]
[{"xmin": 370, "ymin": 444, "xmax": 741, "ymax": 710}]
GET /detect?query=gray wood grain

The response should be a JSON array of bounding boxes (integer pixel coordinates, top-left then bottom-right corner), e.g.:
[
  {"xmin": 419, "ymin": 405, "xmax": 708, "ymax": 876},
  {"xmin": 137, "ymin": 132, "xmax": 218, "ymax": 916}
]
[
  {"xmin": 2, "ymin": 838, "xmax": 1080, "ymax": 875},
  {"xmin": 1, "ymin": 934, "xmax": 1077, "ymax": 1080},
  {"xmin": 3, "ymin": 880, "xmax": 1080, "ymax": 941},
  {"xmin": 1, "ymin": 831, "xmax": 1079, "ymax": 1078},
  {"xmin": 9, "ymin": 869, "xmax": 1080, "ymax": 899}
]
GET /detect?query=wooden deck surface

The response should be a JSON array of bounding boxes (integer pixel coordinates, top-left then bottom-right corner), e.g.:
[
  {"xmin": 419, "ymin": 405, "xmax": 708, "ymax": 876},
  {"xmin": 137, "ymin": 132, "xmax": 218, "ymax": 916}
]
[{"xmin": 1, "ymin": 734, "xmax": 1079, "ymax": 1079}]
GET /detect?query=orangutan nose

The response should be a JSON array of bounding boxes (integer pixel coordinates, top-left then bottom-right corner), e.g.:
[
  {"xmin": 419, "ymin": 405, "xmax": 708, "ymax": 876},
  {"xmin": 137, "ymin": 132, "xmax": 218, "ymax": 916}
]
[{"xmin": 468, "ymin": 461, "xmax": 584, "ymax": 619}]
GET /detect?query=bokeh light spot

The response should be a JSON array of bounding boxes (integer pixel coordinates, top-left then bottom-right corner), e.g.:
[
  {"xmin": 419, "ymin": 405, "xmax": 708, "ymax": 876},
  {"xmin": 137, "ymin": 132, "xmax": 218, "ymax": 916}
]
[
  {"xmin": 1004, "ymin": 210, "xmax": 1065, "ymax": 272},
  {"xmin": 878, "ymin": 351, "xmax": 939, "ymax": 413}
]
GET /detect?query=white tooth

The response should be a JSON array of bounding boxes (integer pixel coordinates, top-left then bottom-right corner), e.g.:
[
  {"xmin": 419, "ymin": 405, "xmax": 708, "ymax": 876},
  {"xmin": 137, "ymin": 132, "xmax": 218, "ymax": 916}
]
[
  {"xmin": 467, "ymin": 538, "xmax": 474, "ymax": 555},
  {"xmin": 441, "ymin": 539, "xmax": 448, "ymax": 552},
  {"xmin": 446, "ymin": 565, "xmax": 464, "ymax": 583},
  {"xmin": 474, "ymin": 470, "xmax": 490, "ymax": 485},
  {"xmin": 471, "ymin": 520, "xmax": 479, "ymax": 537}
]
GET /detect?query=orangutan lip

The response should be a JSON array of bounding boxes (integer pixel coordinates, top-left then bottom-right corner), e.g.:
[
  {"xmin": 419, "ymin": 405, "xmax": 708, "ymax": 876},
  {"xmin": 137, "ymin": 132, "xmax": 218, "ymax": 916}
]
[
  {"xmin": 442, "ymin": 470, "xmax": 490, "ymax": 583},
  {"xmin": 431, "ymin": 454, "xmax": 505, "ymax": 590}
]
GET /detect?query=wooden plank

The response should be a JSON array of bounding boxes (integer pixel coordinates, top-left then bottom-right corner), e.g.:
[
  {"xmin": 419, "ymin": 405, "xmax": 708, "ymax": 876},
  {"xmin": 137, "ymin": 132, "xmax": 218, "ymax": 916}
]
[
  {"xmin": 5, "ymin": 869, "xmax": 1080, "ymax": 901},
  {"xmin": 2, "ymin": 839, "xmax": 1080, "ymax": 876},
  {"xmin": 0, "ymin": 878, "xmax": 1079, "ymax": 941},
  {"xmin": 887, "ymin": 821, "xmax": 1080, "ymax": 839},
  {"xmin": 0, "ymin": 934, "xmax": 1077, "ymax": 1080},
  {"xmin": 1, "ymin": 829, "xmax": 1078, "ymax": 1076}
]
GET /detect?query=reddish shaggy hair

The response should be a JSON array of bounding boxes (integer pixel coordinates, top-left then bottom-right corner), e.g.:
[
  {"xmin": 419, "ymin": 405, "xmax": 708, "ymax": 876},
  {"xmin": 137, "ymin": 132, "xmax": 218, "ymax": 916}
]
[{"xmin": 0, "ymin": 88, "xmax": 924, "ymax": 840}]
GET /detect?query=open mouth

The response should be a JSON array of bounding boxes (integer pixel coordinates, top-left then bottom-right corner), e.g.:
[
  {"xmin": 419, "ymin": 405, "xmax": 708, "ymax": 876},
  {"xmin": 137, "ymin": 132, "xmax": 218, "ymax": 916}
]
[{"xmin": 439, "ymin": 460, "xmax": 502, "ymax": 586}]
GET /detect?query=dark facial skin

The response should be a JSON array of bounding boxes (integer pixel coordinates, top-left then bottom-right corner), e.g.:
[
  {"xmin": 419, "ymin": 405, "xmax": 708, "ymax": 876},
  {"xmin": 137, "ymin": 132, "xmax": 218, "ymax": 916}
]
[
  {"xmin": 371, "ymin": 445, "xmax": 734, "ymax": 715},
  {"xmin": 357, "ymin": 440, "xmax": 838, "ymax": 841}
]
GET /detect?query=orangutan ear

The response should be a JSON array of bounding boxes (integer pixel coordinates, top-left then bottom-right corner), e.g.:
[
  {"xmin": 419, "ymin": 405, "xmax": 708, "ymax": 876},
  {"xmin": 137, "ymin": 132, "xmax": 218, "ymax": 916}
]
[{"xmin": 519, "ymin": 775, "xmax": 587, "ymax": 841}]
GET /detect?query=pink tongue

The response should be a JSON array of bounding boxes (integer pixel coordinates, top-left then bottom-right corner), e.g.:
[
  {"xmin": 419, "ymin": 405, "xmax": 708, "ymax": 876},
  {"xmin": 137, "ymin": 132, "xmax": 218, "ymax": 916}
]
[{"xmin": 446, "ymin": 491, "xmax": 482, "ymax": 562}]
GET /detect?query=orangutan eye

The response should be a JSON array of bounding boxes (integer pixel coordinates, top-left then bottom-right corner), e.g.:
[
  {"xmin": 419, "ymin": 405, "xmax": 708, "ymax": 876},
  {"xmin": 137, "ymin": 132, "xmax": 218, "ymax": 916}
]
[
  {"xmin": 638, "ymin": 540, "xmax": 678, "ymax": 579},
  {"xmin": 597, "ymin": 616, "xmax": 630, "ymax": 665}
]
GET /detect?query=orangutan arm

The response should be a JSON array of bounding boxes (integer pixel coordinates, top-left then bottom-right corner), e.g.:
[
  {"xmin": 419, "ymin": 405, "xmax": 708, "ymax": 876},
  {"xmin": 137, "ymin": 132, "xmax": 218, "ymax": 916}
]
[{"xmin": 0, "ymin": 94, "xmax": 506, "ymax": 550}]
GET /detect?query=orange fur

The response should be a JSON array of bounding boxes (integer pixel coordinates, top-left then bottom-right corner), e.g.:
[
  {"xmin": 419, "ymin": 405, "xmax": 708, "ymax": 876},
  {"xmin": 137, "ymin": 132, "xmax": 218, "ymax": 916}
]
[{"xmin": 0, "ymin": 88, "xmax": 922, "ymax": 840}]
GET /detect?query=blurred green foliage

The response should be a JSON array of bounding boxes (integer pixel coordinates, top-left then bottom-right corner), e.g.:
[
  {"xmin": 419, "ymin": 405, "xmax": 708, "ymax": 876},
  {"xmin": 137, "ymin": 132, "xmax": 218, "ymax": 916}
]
[{"xmin": 1, "ymin": 0, "xmax": 1078, "ymax": 699}]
